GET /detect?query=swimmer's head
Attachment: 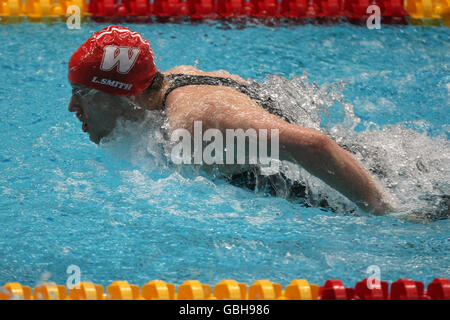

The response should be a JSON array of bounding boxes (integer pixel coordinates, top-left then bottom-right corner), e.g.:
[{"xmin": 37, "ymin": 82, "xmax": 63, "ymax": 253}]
[
  {"xmin": 68, "ymin": 82, "xmax": 147, "ymax": 144},
  {"xmin": 67, "ymin": 26, "xmax": 164, "ymax": 144},
  {"xmin": 68, "ymin": 26, "xmax": 157, "ymax": 96}
]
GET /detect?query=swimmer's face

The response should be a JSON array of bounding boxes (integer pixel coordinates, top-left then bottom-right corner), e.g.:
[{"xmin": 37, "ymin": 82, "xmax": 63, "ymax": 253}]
[{"xmin": 68, "ymin": 84, "xmax": 144, "ymax": 144}]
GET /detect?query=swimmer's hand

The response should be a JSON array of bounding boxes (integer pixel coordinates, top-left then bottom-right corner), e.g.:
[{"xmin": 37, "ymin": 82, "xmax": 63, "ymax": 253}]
[{"xmin": 360, "ymin": 191, "xmax": 399, "ymax": 215}]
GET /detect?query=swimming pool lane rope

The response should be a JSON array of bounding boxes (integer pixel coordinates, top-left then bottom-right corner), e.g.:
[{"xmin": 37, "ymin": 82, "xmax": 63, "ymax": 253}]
[
  {"xmin": 1, "ymin": 278, "xmax": 449, "ymax": 300},
  {"xmin": 0, "ymin": 0, "xmax": 449, "ymax": 25}
]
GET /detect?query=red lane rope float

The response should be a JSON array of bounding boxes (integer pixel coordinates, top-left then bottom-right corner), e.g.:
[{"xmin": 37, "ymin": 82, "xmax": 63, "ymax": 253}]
[
  {"xmin": 250, "ymin": 0, "xmax": 281, "ymax": 17},
  {"xmin": 318, "ymin": 279, "xmax": 357, "ymax": 300},
  {"xmin": 116, "ymin": 0, "xmax": 152, "ymax": 17},
  {"xmin": 153, "ymin": 0, "xmax": 190, "ymax": 17},
  {"xmin": 315, "ymin": 0, "xmax": 343, "ymax": 18},
  {"xmin": 189, "ymin": 0, "xmax": 216, "ymax": 18},
  {"xmin": 279, "ymin": 0, "xmax": 308, "ymax": 18},
  {"xmin": 343, "ymin": 0, "xmax": 370, "ymax": 20},
  {"xmin": 390, "ymin": 278, "xmax": 430, "ymax": 300},
  {"xmin": 378, "ymin": 0, "xmax": 408, "ymax": 17},
  {"xmin": 354, "ymin": 278, "xmax": 390, "ymax": 300},
  {"xmin": 216, "ymin": 0, "xmax": 253, "ymax": 17},
  {"xmin": 88, "ymin": 0, "xmax": 117, "ymax": 18},
  {"xmin": 427, "ymin": 278, "xmax": 450, "ymax": 300}
]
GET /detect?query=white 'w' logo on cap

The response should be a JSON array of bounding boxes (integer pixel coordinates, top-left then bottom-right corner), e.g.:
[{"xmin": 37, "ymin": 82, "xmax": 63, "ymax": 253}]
[{"xmin": 100, "ymin": 45, "xmax": 140, "ymax": 74}]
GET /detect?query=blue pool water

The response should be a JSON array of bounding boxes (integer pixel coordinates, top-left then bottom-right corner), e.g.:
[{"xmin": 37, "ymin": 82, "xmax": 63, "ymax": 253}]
[{"xmin": 0, "ymin": 21, "xmax": 449, "ymax": 288}]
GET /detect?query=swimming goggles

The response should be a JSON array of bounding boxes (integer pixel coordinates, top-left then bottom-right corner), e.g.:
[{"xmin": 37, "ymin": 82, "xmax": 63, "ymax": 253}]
[{"xmin": 71, "ymin": 83, "xmax": 96, "ymax": 97}]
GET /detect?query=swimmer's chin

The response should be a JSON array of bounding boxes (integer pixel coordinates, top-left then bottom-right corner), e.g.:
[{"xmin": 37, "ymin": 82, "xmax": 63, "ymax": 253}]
[
  {"xmin": 89, "ymin": 131, "xmax": 117, "ymax": 145},
  {"xmin": 88, "ymin": 133, "xmax": 105, "ymax": 145},
  {"xmin": 89, "ymin": 136, "xmax": 101, "ymax": 144}
]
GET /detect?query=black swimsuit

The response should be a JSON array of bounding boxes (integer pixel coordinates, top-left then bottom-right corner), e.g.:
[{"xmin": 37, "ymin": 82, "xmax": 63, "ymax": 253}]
[{"xmin": 162, "ymin": 74, "xmax": 291, "ymax": 123}]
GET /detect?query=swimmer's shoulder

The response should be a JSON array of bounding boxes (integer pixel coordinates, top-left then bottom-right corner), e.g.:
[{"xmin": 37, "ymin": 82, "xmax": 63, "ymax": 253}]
[
  {"xmin": 162, "ymin": 65, "xmax": 258, "ymax": 128},
  {"xmin": 163, "ymin": 65, "xmax": 199, "ymax": 75},
  {"xmin": 163, "ymin": 65, "xmax": 250, "ymax": 85}
]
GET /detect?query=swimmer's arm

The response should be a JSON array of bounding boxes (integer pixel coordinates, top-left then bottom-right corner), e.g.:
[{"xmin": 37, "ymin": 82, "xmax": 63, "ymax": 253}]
[
  {"xmin": 198, "ymin": 105, "xmax": 394, "ymax": 215},
  {"xmin": 278, "ymin": 125, "xmax": 395, "ymax": 215}
]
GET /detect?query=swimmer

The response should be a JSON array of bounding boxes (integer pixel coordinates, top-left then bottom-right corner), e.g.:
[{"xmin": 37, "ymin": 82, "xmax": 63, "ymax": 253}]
[{"xmin": 67, "ymin": 26, "xmax": 396, "ymax": 215}]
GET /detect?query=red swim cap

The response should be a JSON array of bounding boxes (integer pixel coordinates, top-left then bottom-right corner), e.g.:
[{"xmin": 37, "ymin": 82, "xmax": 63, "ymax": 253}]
[{"xmin": 68, "ymin": 26, "xmax": 157, "ymax": 96}]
